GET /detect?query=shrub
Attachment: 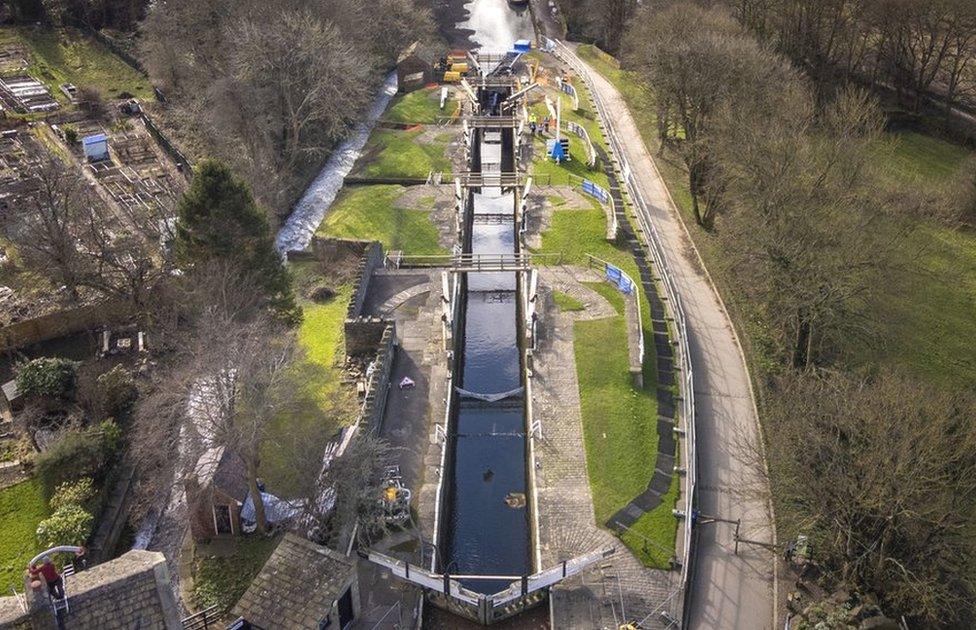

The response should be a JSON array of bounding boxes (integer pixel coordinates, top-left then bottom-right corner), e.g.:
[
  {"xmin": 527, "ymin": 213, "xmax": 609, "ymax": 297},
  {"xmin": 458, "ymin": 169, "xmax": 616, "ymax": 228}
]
[
  {"xmin": 95, "ymin": 366, "xmax": 139, "ymax": 421},
  {"xmin": 34, "ymin": 421, "xmax": 121, "ymax": 497},
  {"xmin": 98, "ymin": 419, "xmax": 122, "ymax": 453},
  {"xmin": 35, "ymin": 504, "xmax": 94, "ymax": 548},
  {"xmin": 49, "ymin": 479, "xmax": 96, "ymax": 512},
  {"xmin": 62, "ymin": 124, "xmax": 78, "ymax": 145},
  {"xmin": 16, "ymin": 358, "xmax": 79, "ymax": 402}
]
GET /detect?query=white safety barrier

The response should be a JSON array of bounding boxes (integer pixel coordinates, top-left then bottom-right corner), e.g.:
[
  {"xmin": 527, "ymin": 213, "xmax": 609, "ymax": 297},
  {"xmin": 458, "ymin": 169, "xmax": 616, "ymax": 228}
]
[{"xmin": 565, "ymin": 120, "xmax": 596, "ymax": 167}]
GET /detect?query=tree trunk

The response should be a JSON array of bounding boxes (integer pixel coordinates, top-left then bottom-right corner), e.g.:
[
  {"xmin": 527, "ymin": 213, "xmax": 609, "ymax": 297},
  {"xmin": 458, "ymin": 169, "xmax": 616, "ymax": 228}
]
[
  {"xmin": 792, "ymin": 316, "xmax": 811, "ymax": 369},
  {"xmin": 245, "ymin": 456, "xmax": 268, "ymax": 534}
]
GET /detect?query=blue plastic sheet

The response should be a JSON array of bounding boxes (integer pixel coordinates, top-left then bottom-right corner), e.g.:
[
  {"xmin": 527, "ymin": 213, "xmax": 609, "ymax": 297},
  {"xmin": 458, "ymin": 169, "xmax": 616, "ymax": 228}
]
[{"xmin": 605, "ymin": 264, "xmax": 634, "ymax": 294}]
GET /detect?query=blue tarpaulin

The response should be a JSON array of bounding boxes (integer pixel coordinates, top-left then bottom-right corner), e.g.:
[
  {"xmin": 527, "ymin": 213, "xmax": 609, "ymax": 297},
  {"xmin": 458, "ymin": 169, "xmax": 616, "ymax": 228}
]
[{"xmin": 605, "ymin": 263, "xmax": 634, "ymax": 294}]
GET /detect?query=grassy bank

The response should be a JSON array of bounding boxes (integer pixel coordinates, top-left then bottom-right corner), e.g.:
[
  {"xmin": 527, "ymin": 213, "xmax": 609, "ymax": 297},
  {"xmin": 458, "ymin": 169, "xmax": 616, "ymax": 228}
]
[
  {"xmin": 316, "ymin": 185, "xmax": 447, "ymax": 255},
  {"xmin": 534, "ymin": 194, "xmax": 677, "ymax": 567},
  {"xmin": 385, "ymin": 86, "xmax": 458, "ymax": 123},
  {"xmin": 354, "ymin": 128, "xmax": 453, "ymax": 179},
  {"xmin": 260, "ymin": 274, "xmax": 353, "ymax": 494},
  {"xmin": 0, "ymin": 26, "xmax": 153, "ymax": 101}
]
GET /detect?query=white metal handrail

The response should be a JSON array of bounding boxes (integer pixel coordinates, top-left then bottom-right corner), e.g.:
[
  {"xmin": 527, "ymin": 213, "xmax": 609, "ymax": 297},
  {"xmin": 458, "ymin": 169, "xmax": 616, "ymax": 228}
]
[{"xmin": 546, "ymin": 36, "xmax": 697, "ymax": 623}]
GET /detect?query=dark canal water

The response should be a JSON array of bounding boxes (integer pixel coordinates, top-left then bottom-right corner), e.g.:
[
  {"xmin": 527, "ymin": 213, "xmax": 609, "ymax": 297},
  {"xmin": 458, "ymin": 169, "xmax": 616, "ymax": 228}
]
[{"xmin": 441, "ymin": 98, "xmax": 531, "ymax": 594}]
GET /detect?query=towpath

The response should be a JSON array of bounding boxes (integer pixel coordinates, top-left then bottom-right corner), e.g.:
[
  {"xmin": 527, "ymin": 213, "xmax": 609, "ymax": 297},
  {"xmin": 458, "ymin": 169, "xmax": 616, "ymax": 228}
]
[{"xmin": 559, "ymin": 41, "xmax": 778, "ymax": 630}]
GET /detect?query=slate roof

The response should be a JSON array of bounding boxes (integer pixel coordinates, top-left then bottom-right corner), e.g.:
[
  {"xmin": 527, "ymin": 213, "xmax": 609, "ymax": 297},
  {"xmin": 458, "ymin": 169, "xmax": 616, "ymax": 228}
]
[
  {"xmin": 232, "ymin": 533, "xmax": 356, "ymax": 629},
  {"xmin": 62, "ymin": 549, "xmax": 180, "ymax": 629}
]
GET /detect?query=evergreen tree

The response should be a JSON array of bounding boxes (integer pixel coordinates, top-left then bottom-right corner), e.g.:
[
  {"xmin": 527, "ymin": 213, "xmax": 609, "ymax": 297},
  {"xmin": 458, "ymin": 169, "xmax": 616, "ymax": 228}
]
[{"xmin": 175, "ymin": 159, "xmax": 300, "ymax": 324}]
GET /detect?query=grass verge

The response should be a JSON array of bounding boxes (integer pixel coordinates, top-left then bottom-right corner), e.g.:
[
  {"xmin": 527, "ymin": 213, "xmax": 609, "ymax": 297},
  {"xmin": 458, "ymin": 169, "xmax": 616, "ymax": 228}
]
[
  {"xmin": 553, "ymin": 290, "xmax": 584, "ymax": 312},
  {"xmin": 316, "ymin": 185, "xmax": 447, "ymax": 255},
  {"xmin": 191, "ymin": 535, "xmax": 279, "ymax": 614}
]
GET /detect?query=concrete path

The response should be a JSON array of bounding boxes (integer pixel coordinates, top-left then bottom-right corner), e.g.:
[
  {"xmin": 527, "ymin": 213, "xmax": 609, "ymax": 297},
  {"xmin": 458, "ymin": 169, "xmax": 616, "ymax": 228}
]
[{"xmin": 567, "ymin": 48, "xmax": 777, "ymax": 630}]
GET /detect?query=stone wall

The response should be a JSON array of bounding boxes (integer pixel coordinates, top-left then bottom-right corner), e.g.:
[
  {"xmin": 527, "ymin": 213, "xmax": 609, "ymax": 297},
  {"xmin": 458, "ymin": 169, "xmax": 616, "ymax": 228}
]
[
  {"xmin": 0, "ymin": 300, "xmax": 131, "ymax": 353},
  {"xmin": 0, "ymin": 460, "xmax": 26, "ymax": 490},
  {"xmin": 284, "ymin": 236, "xmax": 370, "ymax": 266},
  {"xmin": 344, "ymin": 317, "xmax": 389, "ymax": 357},
  {"xmin": 346, "ymin": 241, "xmax": 385, "ymax": 320},
  {"xmin": 359, "ymin": 325, "xmax": 396, "ymax": 435}
]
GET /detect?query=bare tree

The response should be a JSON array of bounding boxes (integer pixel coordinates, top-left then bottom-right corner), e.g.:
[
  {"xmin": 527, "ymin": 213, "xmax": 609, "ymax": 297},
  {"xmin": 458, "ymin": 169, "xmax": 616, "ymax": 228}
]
[
  {"xmin": 135, "ymin": 265, "xmax": 330, "ymax": 534},
  {"xmin": 710, "ymin": 86, "xmax": 915, "ymax": 368},
  {"xmin": 624, "ymin": 2, "xmax": 793, "ymax": 226},
  {"xmin": 0, "ymin": 157, "xmax": 96, "ymax": 303},
  {"xmin": 766, "ymin": 369, "xmax": 976, "ymax": 625},
  {"xmin": 224, "ymin": 10, "xmax": 372, "ymax": 207}
]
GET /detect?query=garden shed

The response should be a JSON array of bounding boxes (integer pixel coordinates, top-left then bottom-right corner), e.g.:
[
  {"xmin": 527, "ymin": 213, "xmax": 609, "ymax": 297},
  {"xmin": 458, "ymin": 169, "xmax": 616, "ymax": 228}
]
[
  {"xmin": 82, "ymin": 133, "xmax": 109, "ymax": 162},
  {"xmin": 184, "ymin": 446, "xmax": 249, "ymax": 540},
  {"xmin": 396, "ymin": 42, "xmax": 432, "ymax": 93}
]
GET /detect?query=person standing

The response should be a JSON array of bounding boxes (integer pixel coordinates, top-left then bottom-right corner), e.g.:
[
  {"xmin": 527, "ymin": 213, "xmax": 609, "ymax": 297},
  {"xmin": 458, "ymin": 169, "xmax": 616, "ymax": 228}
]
[{"xmin": 29, "ymin": 556, "xmax": 64, "ymax": 600}]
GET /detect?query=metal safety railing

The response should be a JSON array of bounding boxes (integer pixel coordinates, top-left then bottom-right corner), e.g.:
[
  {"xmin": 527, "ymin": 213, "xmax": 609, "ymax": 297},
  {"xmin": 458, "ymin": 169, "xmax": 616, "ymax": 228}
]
[{"xmin": 545, "ymin": 35, "xmax": 697, "ymax": 626}]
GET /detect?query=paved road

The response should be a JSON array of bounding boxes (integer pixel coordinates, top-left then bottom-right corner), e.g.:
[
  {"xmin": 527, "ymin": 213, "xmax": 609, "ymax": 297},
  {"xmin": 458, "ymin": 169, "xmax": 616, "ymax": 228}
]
[{"xmin": 567, "ymin": 47, "xmax": 778, "ymax": 630}]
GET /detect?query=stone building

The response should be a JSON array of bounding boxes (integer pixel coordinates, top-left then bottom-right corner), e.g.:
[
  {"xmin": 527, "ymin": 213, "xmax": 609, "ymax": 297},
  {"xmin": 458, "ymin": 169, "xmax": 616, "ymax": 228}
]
[
  {"xmin": 231, "ymin": 533, "xmax": 360, "ymax": 629},
  {"xmin": 0, "ymin": 549, "xmax": 181, "ymax": 629}
]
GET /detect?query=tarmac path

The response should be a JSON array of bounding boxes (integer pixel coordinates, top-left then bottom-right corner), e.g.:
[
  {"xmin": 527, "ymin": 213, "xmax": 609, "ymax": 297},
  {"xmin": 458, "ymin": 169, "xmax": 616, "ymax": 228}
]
[{"xmin": 563, "ymin": 43, "xmax": 778, "ymax": 630}]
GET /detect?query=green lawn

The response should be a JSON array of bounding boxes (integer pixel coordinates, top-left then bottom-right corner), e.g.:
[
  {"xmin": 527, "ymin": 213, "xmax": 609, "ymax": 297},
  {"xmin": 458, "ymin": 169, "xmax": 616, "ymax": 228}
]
[
  {"xmin": 296, "ymin": 283, "xmax": 353, "ymax": 402},
  {"xmin": 355, "ymin": 128, "xmax": 453, "ymax": 179},
  {"xmin": 260, "ymin": 279, "xmax": 352, "ymax": 494},
  {"xmin": 882, "ymin": 130, "xmax": 971, "ymax": 185},
  {"xmin": 385, "ymin": 86, "xmax": 458, "ymax": 123},
  {"xmin": 192, "ymin": 535, "xmax": 279, "ymax": 614},
  {"xmin": 534, "ymin": 200, "xmax": 676, "ymax": 566},
  {"xmin": 863, "ymin": 130, "xmax": 976, "ymax": 386},
  {"xmin": 316, "ymin": 185, "xmax": 447, "ymax": 255},
  {"xmin": 573, "ymin": 284, "xmax": 671, "ymax": 567},
  {"xmin": 553, "ymin": 290, "xmax": 585, "ymax": 312},
  {"xmin": 0, "ymin": 479, "xmax": 50, "ymax": 593},
  {"xmin": 0, "ymin": 26, "xmax": 153, "ymax": 101},
  {"xmin": 859, "ymin": 223, "xmax": 976, "ymax": 387}
]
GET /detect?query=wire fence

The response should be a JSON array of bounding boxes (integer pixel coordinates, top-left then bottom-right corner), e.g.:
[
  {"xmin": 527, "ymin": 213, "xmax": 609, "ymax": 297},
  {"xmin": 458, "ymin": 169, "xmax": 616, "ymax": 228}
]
[{"xmin": 545, "ymin": 36, "xmax": 697, "ymax": 627}]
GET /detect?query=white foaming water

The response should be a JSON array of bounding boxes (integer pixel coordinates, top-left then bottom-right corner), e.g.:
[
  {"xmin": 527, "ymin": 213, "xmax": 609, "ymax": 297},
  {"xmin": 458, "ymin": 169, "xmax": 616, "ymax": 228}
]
[
  {"xmin": 275, "ymin": 71, "xmax": 399, "ymax": 254},
  {"xmin": 460, "ymin": 0, "xmax": 535, "ymax": 52}
]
